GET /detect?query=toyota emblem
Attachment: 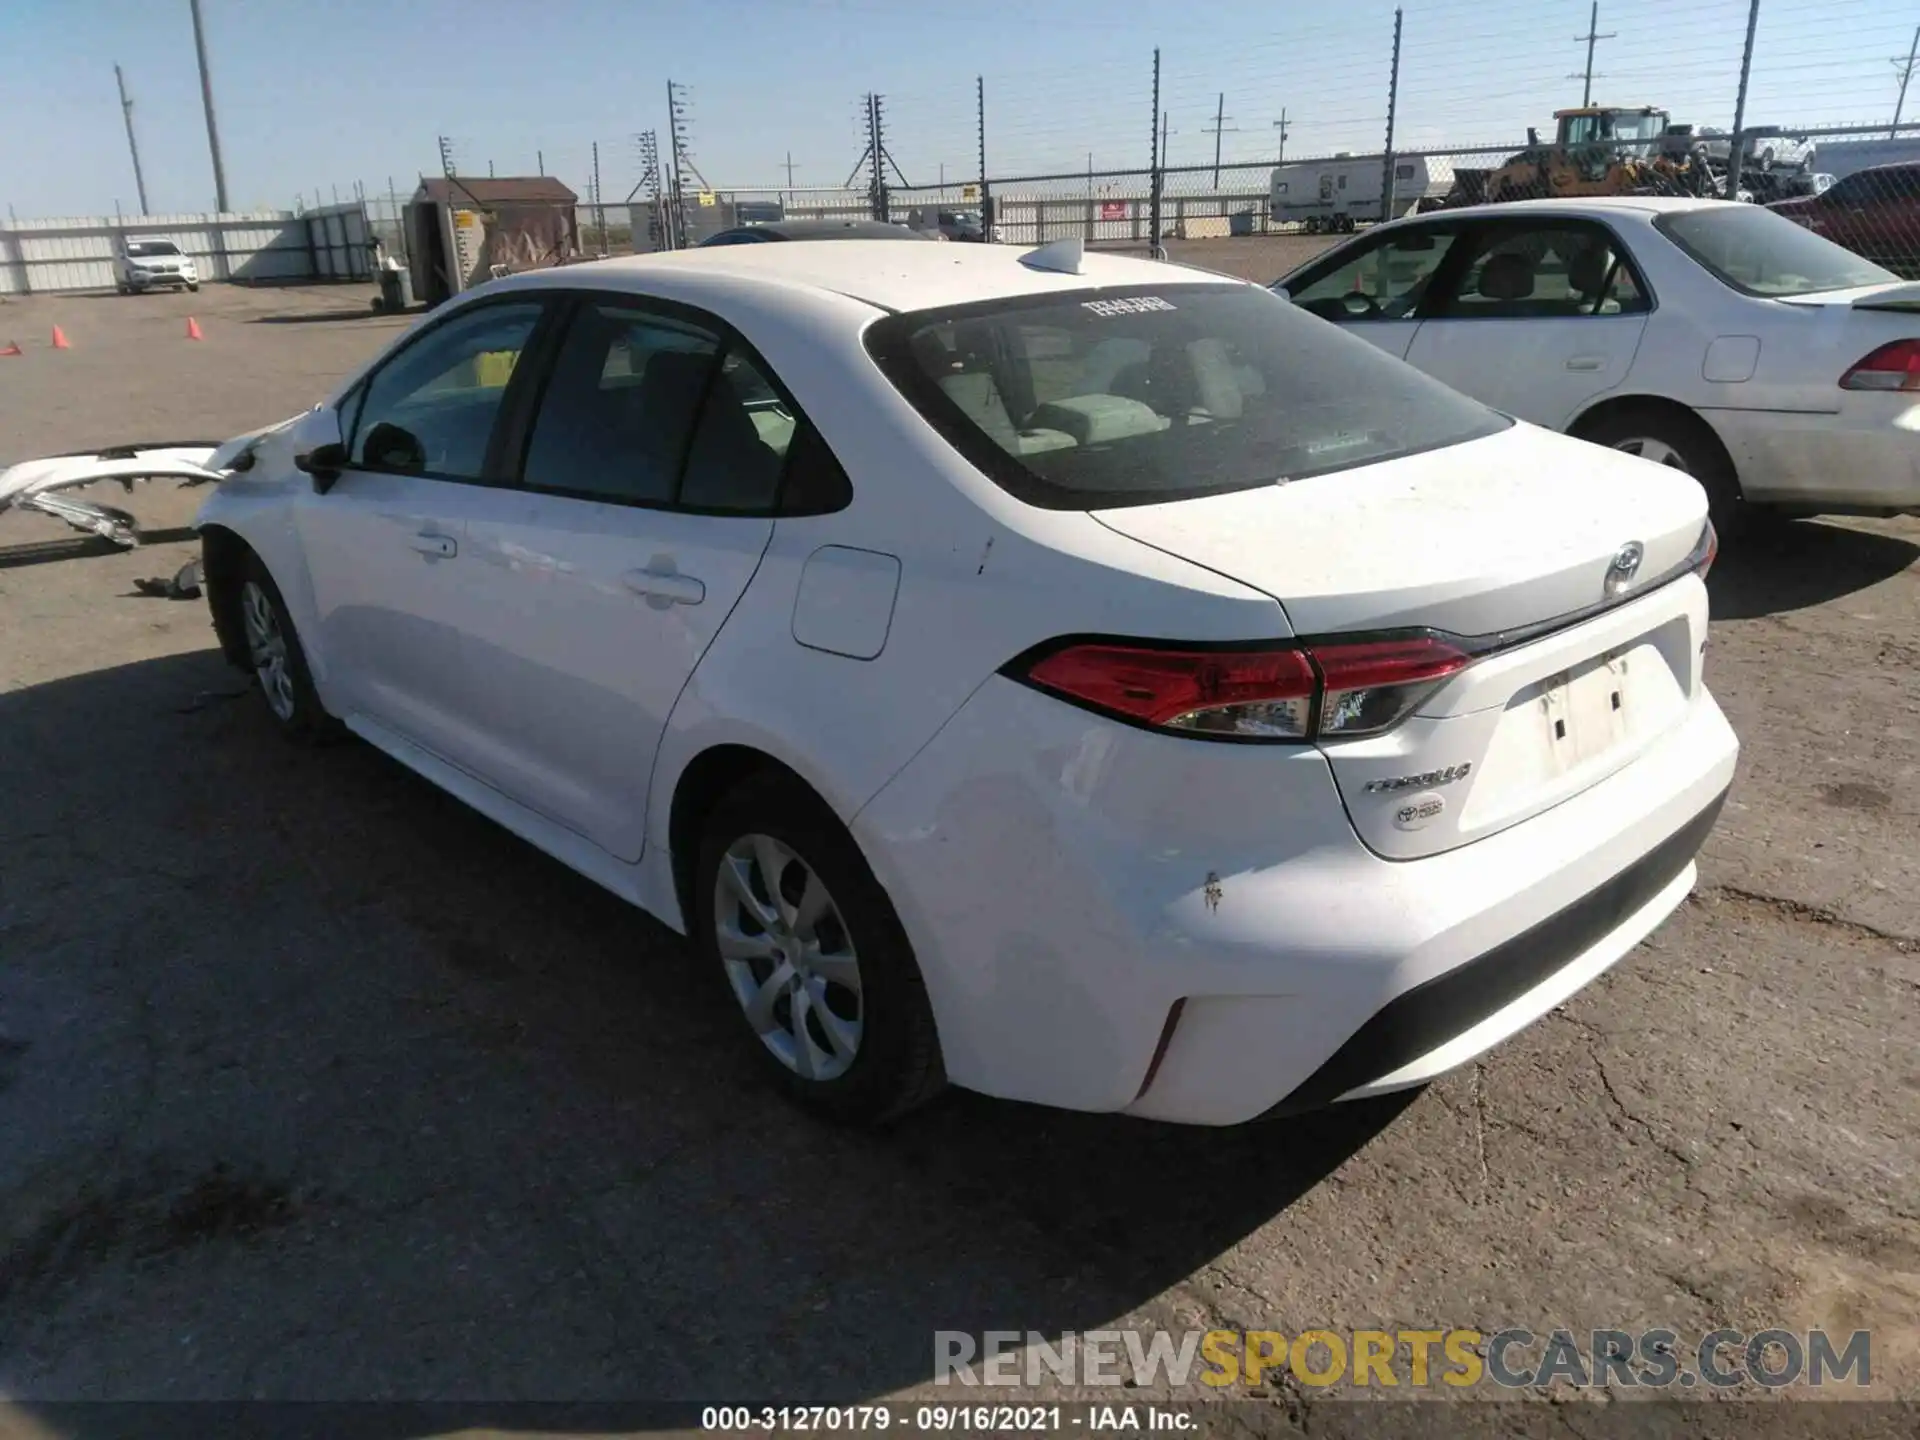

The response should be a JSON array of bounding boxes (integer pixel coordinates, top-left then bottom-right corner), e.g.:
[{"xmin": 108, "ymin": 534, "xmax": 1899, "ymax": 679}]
[{"xmin": 1605, "ymin": 541, "xmax": 1645, "ymax": 598}]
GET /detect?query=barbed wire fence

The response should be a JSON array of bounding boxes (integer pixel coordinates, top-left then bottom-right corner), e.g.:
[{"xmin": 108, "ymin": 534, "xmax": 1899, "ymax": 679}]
[{"xmin": 267, "ymin": 0, "xmax": 1920, "ymax": 279}]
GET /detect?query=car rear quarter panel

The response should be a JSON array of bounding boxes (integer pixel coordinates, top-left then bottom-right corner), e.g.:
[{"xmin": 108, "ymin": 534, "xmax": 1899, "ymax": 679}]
[{"xmin": 644, "ymin": 293, "xmax": 1290, "ymax": 931}]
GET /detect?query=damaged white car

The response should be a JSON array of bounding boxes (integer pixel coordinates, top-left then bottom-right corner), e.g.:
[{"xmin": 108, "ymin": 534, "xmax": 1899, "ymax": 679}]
[{"xmin": 0, "ymin": 419, "xmax": 304, "ymax": 590}]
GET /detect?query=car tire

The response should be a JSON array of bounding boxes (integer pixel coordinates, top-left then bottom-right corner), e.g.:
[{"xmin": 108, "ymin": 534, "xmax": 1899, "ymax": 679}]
[
  {"xmin": 237, "ymin": 553, "xmax": 336, "ymax": 744},
  {"xmin": 1577, "ymin": 404, "xmax": 1755, "ymax": 535},
  {"xmin": 693, "ymin": 770, "xmax": 945, "ymax": 1127},
  {"xmin": 188, "ymin": 282, "xmax": 200, "ymax": 292}
]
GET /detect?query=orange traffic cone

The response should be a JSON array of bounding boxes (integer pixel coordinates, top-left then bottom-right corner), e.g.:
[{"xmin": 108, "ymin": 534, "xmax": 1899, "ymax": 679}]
[
  {"xmin": 185, "ymin": 317, "xmax": 203, "ymax": 341},
  {"xmin": 50, "ymin": 325, "xmax": 70, "ymax": 349},
  {"xmin": 0, "ymin": 340, "xmax": 21, "ymax": 357}
]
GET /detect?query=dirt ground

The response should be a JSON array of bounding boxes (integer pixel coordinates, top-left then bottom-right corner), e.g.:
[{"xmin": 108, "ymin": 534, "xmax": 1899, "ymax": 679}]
[{"xmin": 1, "ymin": 280, "xmax": 1918, "ymax": 1425}]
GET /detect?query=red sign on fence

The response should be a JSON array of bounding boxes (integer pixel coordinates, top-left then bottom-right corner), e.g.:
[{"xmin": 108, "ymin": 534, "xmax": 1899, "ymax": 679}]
[{"xmin": 1100, "ymin": 200, "xmax": 1127, "ymax": 221}]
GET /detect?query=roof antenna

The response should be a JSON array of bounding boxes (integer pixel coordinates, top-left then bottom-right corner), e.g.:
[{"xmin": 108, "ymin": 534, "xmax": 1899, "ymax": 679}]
[{"xmin": 1021, "ymin": 235, "xmax": 1084, "ymax": 275}]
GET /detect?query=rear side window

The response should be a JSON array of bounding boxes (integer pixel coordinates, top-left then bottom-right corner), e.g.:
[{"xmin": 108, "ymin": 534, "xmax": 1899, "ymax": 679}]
[
  {"xmin": 866, "ymin": 283, "xmax": 1508, "ymax": 510},
  {"xmin": 1655, "ymin": 206, "xmax": 1895, "ymax": 296},
  {"xmin": 522, "ymin": 305, "xmax": 721, "ymax": 504}
]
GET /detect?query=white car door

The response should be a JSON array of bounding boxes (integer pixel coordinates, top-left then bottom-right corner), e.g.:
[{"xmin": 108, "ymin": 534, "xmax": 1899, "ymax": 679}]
[
  {"xmin": 451, "ymin": 297, "xmax": 818, "ymax": 863},
  {"xmin": 1401, "ymin": 218, "xmax": 1651, "ymax": 429},
  {"xmin": 295, "ymin": 297, "xmax": 551, "ymax": 763},
  {"xmin": 1276, "ymin": 223, "xmax": 1470, "ymax": 360}
]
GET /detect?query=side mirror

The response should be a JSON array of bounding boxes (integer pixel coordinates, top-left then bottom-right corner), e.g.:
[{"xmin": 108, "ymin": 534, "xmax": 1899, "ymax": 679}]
[
  {"xmin": 294, "ymin": 441, "xmax": 348, "ymax": 493},
  {"xmin": 1270, "ymin": 285, "xmax": 1290, "ymax": 301},
  {"xmin": 288, "ymin": 407, "xmax": 345, "ymax": 493}
]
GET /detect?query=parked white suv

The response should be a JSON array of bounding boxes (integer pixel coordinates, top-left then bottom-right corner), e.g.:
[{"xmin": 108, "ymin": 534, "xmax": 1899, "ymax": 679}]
[{"xmin": 116, "ymin": 239, "xmax": 199, "ymax": 293}]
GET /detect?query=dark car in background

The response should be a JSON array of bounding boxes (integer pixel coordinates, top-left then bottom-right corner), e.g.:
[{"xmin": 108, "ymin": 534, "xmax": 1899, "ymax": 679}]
[
  {"xmin": 696, "ymin": 218, "xmax": 934, "ymax": 246},
  {"xmin": 1769, "ymin": 161, "xmax": 1920, "ymax": 276},
  {"xmin": 905, "ymin": 206, "xmax": 987, "ymax": 242}
]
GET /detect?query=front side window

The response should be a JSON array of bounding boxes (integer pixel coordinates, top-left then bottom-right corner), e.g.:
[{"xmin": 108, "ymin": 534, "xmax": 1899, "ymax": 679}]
[
  {"xmin": 1438, "ymin": 225, "xmax": 1650, "ymax": 318},
  {"xmin": 348, "ymin": 301, "xmax": 544, "ymax": 480},
  {"xmin": 1285, "ymin": 229, "xmax": 1463, "ymax": 321},
  {"xmin": 867, "ymin": 283, "xmax": 1508, "ymax": 511},
  {"xmin": 1656, "ymin": 206, "xmax": 1895, "ymax": 296}
]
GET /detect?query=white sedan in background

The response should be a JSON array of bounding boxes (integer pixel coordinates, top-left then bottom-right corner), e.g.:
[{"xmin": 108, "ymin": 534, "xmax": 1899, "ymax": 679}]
[
  {"xmin": 1273, "ymin": 197, "xmax": 1920, "ymax": 530},
  {"xmin": 187, "ymin": 238, "xmax": 1735, "ymax": 1127}
]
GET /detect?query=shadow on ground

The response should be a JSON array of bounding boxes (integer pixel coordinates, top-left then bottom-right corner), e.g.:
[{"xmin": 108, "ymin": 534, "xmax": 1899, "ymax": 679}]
[
  {"xmin": 1706, "ymin": 519, "xmax": 1918, "ymax": 621},
  {"xmin": 0, "ymin": 529, "xmax": 197, "ymax": 571},
  {"xmin": 248, "ymin": 308, "xmax": 402, "ymax": 326},
  {"xmin": 0, "ymin": 648, "xmax": 1408, "ymax": 1416}
]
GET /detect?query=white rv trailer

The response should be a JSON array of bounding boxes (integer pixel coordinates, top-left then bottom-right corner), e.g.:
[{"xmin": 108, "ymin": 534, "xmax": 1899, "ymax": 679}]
[{"xmin": 1269, "ymin": 154, "xmax": 1431, "ymax": 233}]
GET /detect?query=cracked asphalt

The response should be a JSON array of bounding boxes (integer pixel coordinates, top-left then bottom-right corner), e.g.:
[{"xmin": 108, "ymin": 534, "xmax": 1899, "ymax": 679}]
[{"xmin": 1, "ymin": 280, "xmax": 1917, "ymax": 1430}]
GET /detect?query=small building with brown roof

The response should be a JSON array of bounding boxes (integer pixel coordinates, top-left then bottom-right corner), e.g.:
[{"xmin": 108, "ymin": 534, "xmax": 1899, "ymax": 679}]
[{"xmin": 406, "ymin": 175, "xmax": 581, "ymax": 305}]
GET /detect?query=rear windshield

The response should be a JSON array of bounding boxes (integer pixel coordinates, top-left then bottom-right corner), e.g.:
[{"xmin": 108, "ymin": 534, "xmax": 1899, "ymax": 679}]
[
  {"xmin": 1655, "ymin": 206, "xmax": 1894, "ymax": 296},
  {"xmin": 865, "ymin": 282, "xmax": 1508, "ymax": 509},
  {"xmin": 126, "ymin": 240, "xmax": 181, "ymax": 257}
]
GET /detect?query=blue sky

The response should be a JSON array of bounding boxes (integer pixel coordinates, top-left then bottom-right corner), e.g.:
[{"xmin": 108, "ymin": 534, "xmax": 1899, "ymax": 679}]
[{"xmin": 3, "ymin": 0, "xmax": 1915, "ymax": 217}]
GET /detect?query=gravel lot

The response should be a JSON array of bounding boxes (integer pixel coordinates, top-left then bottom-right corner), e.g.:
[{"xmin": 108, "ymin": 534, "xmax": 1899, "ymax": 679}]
[{"xmin": 1, "ymin": 276, "xmax": 1917, "ymax": 1425}]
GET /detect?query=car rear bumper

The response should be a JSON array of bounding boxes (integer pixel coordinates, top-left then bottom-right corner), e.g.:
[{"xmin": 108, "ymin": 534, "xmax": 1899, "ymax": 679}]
[
  {"xmin": 853, "ymin": 671, "xmax": 1739, "ymax": 1126},
  {"xmin": 1710, "ymin": 399, "xmax": 1920, "ymax": 512}
]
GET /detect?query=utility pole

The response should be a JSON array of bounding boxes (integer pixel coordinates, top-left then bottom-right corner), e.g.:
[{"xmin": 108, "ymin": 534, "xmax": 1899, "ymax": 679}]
[
  {"xmin": 1572, "ymin": 3, "xmax": 1616, "ymax": 108},
  {"xmin": 1202, "ymin": 92, "xmax": 1238, "ymax": 188},
  {"xmin": 1149, "ymin": 49, "xmax": 1163, "ymax": 253},
  {"xmin": 1381, "ymin": 7, "xmax": 1404, "ymax": 223},
  {"xmin": 1272, "ymin": 108, "xmax": 1290, "ymax": 166},
  {"xmin": 783, "ymin": 151, "xmax": 798, "ymax": 189},
  {"xmin": 668, "ymin": 79, "xmax": 700, "ymax": 247},
  {"xmin": 114, "ymin": 64, "xmax": 150, "ymax": 215},
  {"xmin": 488, "ymin": 159, "xmax": 495, "ymax": 178},
  {"xmin": 976, "ymin": 73, "xmax": 987, "ymax": 185},
  {"xmin": 187, "ymin": 0, "xmax": 230, "ymax": 212},
  {"xmin": 538, "ymin": 149, "xmax": 545, "ymax": 175},
  {"xmin": 1727, "ymin": 0, "xmax": 1761, "ymax": 199},
  {"xmin": 1893, "ymin": 25, "xmax": 1920, "ymax": 137},
  {"xmin": 591, "ymin": 140, "xmax": 606, "ymax": 254}
]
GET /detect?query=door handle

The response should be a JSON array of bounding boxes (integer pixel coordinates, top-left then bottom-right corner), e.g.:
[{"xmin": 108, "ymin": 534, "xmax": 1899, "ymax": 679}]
[
  {"xmin": 408, "ymin": 532, "xmax": 457, "ymax": 559},
  {"xmin": 623, "ymin": 563, "xmax": 706, "ymax": 608},
  {"xmin": 1565, "ymin": 355, "xmax": 1607, "ymax": 372}
]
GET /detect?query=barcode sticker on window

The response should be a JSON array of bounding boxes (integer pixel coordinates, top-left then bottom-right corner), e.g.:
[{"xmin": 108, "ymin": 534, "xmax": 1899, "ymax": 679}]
[{"xmin": 1081, "ymin": 296, "xmax": 1178, "ymax": 317}]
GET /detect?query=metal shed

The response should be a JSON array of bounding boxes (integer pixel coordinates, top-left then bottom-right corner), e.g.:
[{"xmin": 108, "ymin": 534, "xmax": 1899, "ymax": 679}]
[{"xmin": 406, "ymin": 175, "xmax": 580, "ymax": 306}]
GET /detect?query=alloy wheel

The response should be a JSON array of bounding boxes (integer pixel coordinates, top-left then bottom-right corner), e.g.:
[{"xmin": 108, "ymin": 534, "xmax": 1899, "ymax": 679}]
[
  {"xmin": 240, "ymin": 579, "xmax": 297, "ymax": 722},
  {"xmin": 1610, "ymin": 436, "xmax": 1691, "ymax": 473},
  {"xmin": 713, "ymin": 833, "xmax": 864, "ymax": 1081}
]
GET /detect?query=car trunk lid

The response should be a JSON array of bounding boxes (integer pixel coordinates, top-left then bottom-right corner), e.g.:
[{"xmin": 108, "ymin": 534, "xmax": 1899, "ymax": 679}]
[{"xmin": 1092, "ymin": 422, "xmax": 1713, "ymax": 859}]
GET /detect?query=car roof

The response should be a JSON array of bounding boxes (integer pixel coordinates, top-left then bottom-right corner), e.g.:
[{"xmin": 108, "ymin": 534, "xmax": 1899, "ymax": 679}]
[
  {"xmin": 1409, "ymin": 196, "xmax": 1731, "ymax": 222},
  {"xmin": 508, "ymin": 241, "xmax": 1244, "ymax": 314}
]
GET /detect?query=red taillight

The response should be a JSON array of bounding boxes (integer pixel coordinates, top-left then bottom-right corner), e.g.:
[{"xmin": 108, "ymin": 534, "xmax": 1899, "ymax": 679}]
[
  {"xmin": 1310, "ymin": 636, "xmax": 1473, "ymax": 737},
  {"xmin": 1023, "ymin": 643, "xmax": 1317, "ymax": 738},
  {"xmin": 1840, "ymin": 339, "xmax": 1920, "ymax": 392},
  {"xmin": 1016, "ymin": 635, "xmax": 1469, "ymax": 743}
]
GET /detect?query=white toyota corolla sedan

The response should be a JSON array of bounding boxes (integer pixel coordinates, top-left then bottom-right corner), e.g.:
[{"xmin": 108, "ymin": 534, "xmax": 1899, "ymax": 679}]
[
  {"xmin": 1273, "ymin": 197, "xmax": 1920, "ymax": 529},
  {"xmin": 190, "ymin": 238, "xmax": 1737, "ymax": 1126}
]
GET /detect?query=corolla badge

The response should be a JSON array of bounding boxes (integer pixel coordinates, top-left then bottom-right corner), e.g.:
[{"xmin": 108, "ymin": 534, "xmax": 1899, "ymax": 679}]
[{"xmin": 1604, "ymin": 541, "xmax": 1645, "ymax": 598}]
